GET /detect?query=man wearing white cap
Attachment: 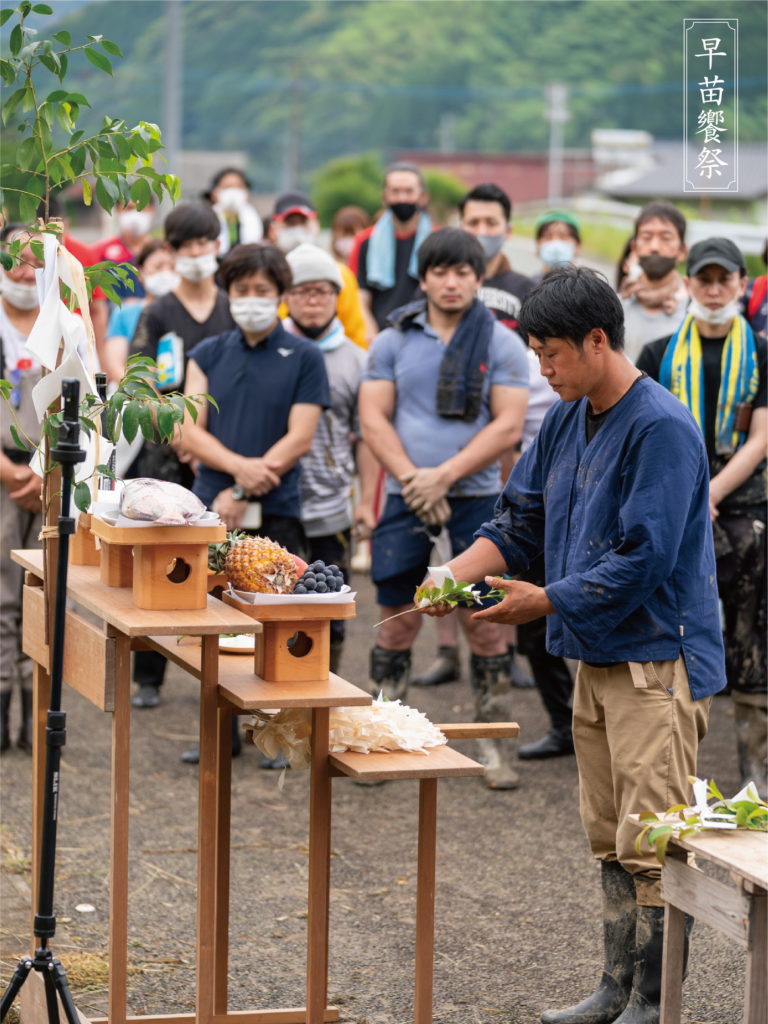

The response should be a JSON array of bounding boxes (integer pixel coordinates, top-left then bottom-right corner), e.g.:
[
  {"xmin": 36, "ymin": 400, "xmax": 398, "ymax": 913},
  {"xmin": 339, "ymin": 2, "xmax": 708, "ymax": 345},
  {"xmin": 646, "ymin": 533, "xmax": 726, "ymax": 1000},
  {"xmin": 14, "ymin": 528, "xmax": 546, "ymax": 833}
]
[{"xmin": 283, "ymin": 244, "xmax": 378, "ymax": 673}]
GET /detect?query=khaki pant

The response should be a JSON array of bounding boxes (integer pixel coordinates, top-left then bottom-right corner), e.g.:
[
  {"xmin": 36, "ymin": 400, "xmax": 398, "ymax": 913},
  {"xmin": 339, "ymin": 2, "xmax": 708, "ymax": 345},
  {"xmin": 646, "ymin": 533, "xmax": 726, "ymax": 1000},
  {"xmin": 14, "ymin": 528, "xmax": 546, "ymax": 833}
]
[{"xmin": 573, "ymin": 657, "xmax": 711, "ymax": 906}]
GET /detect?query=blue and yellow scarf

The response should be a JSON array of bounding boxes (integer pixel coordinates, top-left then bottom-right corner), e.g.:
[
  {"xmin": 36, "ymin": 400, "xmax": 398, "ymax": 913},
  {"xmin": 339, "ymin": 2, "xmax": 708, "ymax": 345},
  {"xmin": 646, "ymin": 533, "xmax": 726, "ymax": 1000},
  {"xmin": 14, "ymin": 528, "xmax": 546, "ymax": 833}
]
[{"xmin": 659, "ymin": 312, "xmax": 758, "ymax": 454}]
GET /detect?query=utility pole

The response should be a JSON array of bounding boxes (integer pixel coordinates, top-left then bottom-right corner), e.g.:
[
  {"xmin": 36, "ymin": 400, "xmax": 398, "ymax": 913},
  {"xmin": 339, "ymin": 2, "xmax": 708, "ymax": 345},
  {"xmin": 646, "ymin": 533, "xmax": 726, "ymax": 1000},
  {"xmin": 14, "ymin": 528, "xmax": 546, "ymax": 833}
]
[
  {"xmin": 546, "ymin": 82, "xmax": 568, "ymax": 205},
  {"xmin": 163, "ymin": 0, "xmax": 183, "ymax": 183}
]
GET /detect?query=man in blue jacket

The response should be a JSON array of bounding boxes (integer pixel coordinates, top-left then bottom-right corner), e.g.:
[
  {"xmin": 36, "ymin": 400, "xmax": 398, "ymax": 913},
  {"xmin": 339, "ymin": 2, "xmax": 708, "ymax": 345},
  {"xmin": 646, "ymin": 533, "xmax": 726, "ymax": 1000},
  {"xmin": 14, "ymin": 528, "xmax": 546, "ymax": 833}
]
[{"xmin": 422, "ymin": 266, "xmax": 725, "ymax": 1024}]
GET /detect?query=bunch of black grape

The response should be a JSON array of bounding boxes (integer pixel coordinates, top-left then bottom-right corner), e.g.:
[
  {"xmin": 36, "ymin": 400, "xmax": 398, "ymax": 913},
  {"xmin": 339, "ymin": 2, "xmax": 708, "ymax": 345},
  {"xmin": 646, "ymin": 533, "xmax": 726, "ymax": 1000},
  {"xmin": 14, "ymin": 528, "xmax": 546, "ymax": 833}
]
[{"xmin": 293, "ymin": 561, "xmax": 345, "ymax": 594}]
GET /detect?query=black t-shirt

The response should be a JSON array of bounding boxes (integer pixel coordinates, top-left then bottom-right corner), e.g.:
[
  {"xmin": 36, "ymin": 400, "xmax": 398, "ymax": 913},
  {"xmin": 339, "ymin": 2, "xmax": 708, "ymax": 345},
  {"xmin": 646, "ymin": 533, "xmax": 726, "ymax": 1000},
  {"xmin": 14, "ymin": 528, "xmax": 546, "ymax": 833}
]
[
  {"xmin": 637, "ymin": 330, "xmax": 767, "ymax": 515},
  {"xmin": 478, "ymin": 267, "xmax": 536, "ymax": 332},
  {"xmin": 357, "ymin": 233, "xmax": 420, "ymax": 329}
]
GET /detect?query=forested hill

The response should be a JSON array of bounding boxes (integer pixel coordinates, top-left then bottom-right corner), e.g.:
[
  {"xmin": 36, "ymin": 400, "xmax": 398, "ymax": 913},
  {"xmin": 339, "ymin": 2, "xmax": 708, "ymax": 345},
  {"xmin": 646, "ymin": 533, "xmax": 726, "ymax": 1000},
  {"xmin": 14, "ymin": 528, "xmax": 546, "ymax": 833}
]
[{"xmin": 39, "ymin": 0, "xmax": 768, "ymax": 190}]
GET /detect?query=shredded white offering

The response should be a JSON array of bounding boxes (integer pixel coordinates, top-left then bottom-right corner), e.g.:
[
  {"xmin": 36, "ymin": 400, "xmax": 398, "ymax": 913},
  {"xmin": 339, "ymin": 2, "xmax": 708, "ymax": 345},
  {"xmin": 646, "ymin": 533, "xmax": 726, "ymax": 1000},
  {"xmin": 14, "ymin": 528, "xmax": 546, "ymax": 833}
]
[{"xmin": 246, "ymin": 695, "xmax": 446, "ymax": 770}]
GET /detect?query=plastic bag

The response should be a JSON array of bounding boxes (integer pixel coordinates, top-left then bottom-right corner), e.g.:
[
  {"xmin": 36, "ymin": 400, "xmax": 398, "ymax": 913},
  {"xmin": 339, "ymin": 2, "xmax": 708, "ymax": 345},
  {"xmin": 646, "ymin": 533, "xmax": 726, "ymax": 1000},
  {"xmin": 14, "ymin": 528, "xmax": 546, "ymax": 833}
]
[{"xmin": 119, "ymin": 478, "xmax": 206, "ymax": 525}]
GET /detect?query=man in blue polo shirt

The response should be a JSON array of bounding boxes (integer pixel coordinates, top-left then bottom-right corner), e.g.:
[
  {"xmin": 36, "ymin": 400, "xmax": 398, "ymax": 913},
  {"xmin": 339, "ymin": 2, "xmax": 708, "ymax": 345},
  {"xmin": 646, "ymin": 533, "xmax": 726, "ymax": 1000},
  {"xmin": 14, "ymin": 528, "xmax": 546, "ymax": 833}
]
[
  {"xmin": 420, "ymin": 267, "xmax": 725, "ymax": 1024},
  {"xmin": 181, "ymin": 243, "xmax": 329, "ymax": 555}
]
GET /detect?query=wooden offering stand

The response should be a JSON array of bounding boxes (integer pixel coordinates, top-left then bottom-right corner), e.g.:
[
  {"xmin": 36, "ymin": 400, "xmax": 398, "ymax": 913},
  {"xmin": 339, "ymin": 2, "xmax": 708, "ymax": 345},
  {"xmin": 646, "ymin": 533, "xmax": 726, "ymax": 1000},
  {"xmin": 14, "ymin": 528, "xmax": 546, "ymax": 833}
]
[
  {"xmin": 13, "ymin": 547, "xmax": 520, "ymax": 1024},
  {"xmin": 89, "ymin": 517, "xmax": 226, "ymax": 610}
]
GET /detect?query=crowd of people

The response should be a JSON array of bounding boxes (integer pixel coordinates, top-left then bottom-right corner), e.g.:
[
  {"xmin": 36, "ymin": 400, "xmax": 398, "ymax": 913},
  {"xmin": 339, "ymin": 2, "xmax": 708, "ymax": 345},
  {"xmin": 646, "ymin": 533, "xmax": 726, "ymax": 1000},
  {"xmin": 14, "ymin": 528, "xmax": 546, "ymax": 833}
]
[{"xmin": 0, "ymin": 158, "xmax": 766, "ymax": 1023}]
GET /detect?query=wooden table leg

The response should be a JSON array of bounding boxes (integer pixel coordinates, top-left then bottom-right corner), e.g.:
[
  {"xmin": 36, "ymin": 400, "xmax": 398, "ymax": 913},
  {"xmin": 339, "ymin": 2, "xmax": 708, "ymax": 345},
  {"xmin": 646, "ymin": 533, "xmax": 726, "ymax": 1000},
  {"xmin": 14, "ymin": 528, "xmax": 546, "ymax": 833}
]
[
  {"xmin": 307, "ymin": 707, "xmax": 331, "ymax": 1023},
  {"xmin": 414, "ymin": 778, "xmax": 438, "ymax": 1024},
  {"xmin": 743, "ymin": 885, "xmax": 767, "ymax": 1024},
  {"xmin": 196, "ymin": 635, "xmax": 220, "ymax": 1024},
  {"xmin": 108, "ymin": 635, "xmax": 132, "ymax": 1024},
  {"xmin": 213, "ymin": 704, "xmax": 233, "ymax": 1015},
  {"xmin": 660, "ymin": 902, "xmax": 686, "ymax": 1024}
]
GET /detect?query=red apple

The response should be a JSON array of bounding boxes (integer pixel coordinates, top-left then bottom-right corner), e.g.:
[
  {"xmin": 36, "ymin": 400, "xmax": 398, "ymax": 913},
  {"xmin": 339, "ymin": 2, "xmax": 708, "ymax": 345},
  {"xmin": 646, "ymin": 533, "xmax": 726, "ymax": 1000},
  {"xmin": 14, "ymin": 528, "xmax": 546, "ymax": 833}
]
[{"xmin": 292, "ymin": 554, "xmax": 308, "ymax": 577}]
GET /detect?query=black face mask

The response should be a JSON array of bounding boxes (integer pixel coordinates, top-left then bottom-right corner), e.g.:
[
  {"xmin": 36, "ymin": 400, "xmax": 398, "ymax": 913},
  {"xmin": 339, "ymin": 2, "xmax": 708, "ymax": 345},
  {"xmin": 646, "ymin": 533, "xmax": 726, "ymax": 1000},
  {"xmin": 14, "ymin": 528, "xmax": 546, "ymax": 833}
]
[
  {"xmin": 297, "ymin": 317, "xmax": 334, "ymax": 340},
  {"xmin": 639, "ymin": 253, "xmax": 678, "ymax": 280},
  {"xmin": 389, "ymin": 201, "xmax": 419, "ymax": 223}
]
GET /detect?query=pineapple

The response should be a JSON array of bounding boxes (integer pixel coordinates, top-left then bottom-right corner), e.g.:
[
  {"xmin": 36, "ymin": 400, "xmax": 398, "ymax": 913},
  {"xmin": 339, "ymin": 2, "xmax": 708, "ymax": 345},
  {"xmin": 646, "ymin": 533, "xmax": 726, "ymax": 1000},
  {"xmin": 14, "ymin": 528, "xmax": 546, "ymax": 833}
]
[
  {"xmin": 208, "ymin": 529, "xmax": 246, "ymax": 573},
  {"xmin": 225, "ymin": 535, "xmax": 298, "ymax": 594}
]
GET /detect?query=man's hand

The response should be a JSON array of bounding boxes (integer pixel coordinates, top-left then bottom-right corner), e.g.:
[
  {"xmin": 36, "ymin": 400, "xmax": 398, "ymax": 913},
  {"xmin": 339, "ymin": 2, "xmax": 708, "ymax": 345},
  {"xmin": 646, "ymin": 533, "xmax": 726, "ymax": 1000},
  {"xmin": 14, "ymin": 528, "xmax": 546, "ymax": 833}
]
[
  {"xmin": 414, "ymin": 575, "xmax": 455, "ymax": 618},
  {"xmin": 471, "ymin": 577, "xmax": 555, "ymax": 625},
  {"xmin": 9, "ymin": 467, "xmax": 43, "ymax": 514},
  {"xmin": 416, "ymin": 497, "xmax": 451, "ymax": 527},
  {"xmin": 353, "ymin": 500, "xmax": 378, "ymax": 540},
  {"xmin": 233, "ymin": 456, "xmax": 281, "ymax": 496},
  {"xmin": 400, "ymin": 466, "xmax": 450, "ymax": 513},
  {"xmin": 212, "ymin": 487, "xmax": 246, "ymax": 530}
]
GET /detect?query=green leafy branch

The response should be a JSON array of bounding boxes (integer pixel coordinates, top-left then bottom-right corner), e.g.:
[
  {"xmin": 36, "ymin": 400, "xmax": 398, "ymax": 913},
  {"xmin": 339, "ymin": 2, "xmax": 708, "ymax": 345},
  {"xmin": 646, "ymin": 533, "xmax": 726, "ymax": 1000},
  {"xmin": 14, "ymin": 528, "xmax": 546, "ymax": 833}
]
[
  {"xmin": 634, "ymin": 777, "xmax": 768, "ymax": 864},
  {"xmin": 0, "ymin": 355, "xmax": 218, "ymax": 513},
  {"xmin": 0, "ymin": 0, "xmax": 180, "ymax": 293},
  {"xmin": 372, "ymin": 578, "xmax": 505, "ymax": 628}
]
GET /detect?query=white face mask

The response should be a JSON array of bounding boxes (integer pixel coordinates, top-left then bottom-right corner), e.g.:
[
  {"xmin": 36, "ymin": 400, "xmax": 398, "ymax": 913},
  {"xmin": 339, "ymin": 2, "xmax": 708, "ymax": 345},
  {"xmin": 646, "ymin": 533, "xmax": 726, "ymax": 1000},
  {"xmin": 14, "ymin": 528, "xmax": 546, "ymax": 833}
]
[
  {"xmin": 276, "ymin": 225, "xmax": 316, "ymax": 253},
  {"xmin": 334, "ymin": 236, "xmax": 355, "ymax": 260},
  {"xmin": 175, "ymin": 251, "xmax": 218, "ymax": 282},
  {"xmin": 230, "ymin": 296, "xmax": 278, "ymax": 334},
  {"xmin": 1, "ymin": 272, "xmax": 39, "ymax": 310},
  {"xmin": 118, "ymin": 209, "xmax": 152, "ymax": 237},
  {"xmin": 217, "ymin": 187, "xmax": 248, "ymax": 214},
  {"xmin": 688, "ymin": 296, "xmax": 741, "ymax": 326},
  {"xmin": 143, "ymin": 270, "xmax": 180, "ymax": 297}
]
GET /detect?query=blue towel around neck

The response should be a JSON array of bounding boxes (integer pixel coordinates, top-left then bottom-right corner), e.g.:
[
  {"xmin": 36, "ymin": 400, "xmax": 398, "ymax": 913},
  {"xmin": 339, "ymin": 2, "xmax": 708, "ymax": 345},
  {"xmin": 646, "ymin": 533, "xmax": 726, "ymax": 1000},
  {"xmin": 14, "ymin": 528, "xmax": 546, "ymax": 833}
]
[{"xmin": 365, "ymin": 209, "xmax": 432, "ymax": 290}]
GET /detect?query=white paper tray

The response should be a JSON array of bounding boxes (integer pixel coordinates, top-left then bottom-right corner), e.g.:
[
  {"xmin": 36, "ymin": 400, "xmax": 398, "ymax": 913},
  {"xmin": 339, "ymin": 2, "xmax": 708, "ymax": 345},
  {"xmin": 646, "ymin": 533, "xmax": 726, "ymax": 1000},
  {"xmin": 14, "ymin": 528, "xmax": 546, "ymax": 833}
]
[{"xmin": 226, "ymin": 584, "xmax": 355, "ymax": 605}]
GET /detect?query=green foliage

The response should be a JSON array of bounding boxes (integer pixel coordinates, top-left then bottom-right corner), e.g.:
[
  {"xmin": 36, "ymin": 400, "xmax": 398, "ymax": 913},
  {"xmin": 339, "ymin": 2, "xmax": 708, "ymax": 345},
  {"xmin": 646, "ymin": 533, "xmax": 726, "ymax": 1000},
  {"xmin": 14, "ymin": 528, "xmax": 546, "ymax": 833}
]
[
  {"xmin": 423, "ymin": 169, "xmax": 468, "ymax": 224},
  {"xmin": 311, "ymin": 153, "xmax": 383, "ymax": 226},
  {"xmin": 634, "ymin": 777, "xmax": 768, "ymax": 864},
  {"xmin": 415, "ymin": 578, "xmax": 505, "ymax": 609},
  {"xmin": 0, "ymin": 1, "xmax": 179, "ymax": 295}
]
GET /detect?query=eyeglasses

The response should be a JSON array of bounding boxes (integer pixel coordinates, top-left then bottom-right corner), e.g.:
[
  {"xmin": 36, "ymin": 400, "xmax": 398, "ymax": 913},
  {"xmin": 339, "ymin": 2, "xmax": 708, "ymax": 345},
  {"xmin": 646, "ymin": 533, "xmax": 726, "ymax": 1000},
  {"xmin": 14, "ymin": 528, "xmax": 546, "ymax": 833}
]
[{"xmin": 289, "ymin": 285, "xmax": 335, "ymax": 299}]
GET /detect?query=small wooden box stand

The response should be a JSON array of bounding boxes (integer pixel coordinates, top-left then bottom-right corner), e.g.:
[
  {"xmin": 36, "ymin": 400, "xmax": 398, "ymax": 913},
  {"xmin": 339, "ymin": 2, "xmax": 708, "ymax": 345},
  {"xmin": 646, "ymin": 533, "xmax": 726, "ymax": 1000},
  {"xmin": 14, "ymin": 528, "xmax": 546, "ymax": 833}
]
[
  {"xmin": 221, "ymin": 590, "xmax": 355, "ymax": 682},
  {"xmin": 90, "ymin": 516, "xmax": 225, "ymax": 610}
]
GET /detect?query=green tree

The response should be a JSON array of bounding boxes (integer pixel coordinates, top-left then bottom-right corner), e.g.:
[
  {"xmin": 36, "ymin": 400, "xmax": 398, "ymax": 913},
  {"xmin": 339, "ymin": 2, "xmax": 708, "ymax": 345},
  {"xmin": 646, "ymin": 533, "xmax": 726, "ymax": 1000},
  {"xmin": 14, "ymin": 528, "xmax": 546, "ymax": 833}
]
[
  {"xmin": 311, "ymin": 152, "xmax": 383, "ymax": 226},
  {"xmin": 423, "ymin": 169, "xmax": 467, "ymax": 224}
]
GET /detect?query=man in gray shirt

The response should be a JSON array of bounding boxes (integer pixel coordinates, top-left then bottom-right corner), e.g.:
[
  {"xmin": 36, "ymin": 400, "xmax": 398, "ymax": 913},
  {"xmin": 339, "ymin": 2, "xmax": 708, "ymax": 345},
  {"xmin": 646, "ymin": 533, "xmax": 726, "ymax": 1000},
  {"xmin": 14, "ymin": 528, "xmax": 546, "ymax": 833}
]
[{"xmin": 359, "ymin": 228, "xmax": 529, "ymax": 788}]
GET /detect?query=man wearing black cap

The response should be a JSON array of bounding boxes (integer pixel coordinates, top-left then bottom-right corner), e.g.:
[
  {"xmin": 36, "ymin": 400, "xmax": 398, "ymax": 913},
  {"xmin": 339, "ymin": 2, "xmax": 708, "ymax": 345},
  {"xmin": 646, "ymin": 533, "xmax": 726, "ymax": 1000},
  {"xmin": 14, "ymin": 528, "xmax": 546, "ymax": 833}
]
[
  {"xmin": 637, "ymin": 237, "xmax": 767, "ymax": 795},
  {"xmin": 267, "ymin": 192, "xmax": 369, "ymax": 347}
]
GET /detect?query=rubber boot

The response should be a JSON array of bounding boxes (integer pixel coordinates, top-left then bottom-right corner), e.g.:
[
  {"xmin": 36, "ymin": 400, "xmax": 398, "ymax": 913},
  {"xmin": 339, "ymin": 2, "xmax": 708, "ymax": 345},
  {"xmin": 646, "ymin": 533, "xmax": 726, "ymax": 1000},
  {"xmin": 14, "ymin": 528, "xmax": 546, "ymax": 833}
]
[
  {"xmin": 507, "ymin": 643, "xmax": 535, "ymax": 688},
  {"xmin": 0, "ymin": 690, "xmax": 11, "ymax": 754},
  {"xmin": 470, "ymin": 652, "xmax": 519, "ymax": 789},
  {"xmin": 541, "ymin": 860, "xmax": 637, "ymax": 1024},
  {"xmin": 17, "ymin": 687, "xmax": 32, "ymax": 753},
  {"xmin": 368, "ymin": 646, "xmax": 410, "ymax": 702},
  {"xmin": 612, "ymin": 906, "xmax": 666, "ymax": 1024},
  {"xmin": 733, "ymin": 691, "xmax": 768, "ymax": 797},
  {"xmin": 181, "ymin": 715, "xmax": 242, "ymax": 765},
  {"xmin": 411, "ymin": 645, "xmax": 460, "ymax": 687}
]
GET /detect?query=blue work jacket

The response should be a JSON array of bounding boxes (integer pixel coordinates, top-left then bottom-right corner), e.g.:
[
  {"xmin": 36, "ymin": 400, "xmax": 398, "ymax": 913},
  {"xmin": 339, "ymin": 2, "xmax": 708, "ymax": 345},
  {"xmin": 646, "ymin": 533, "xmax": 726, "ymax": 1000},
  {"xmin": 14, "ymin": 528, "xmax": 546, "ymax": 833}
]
[{"xmin": 477, "ymin": 376, "xmax": 726, "ymax": 700}]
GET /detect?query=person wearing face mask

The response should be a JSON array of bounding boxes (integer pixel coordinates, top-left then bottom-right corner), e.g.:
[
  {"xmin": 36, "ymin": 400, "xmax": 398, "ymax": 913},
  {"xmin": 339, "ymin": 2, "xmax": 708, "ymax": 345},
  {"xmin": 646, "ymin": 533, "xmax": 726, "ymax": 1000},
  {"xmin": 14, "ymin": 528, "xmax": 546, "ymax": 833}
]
[
  {"xmin": 92, "ymin": 200, "xmax": 157, "ymax": 304},
  {"xmin": 534, "ymin": 210, "xmax": 582, "ymax": 281},
  {"xmin": 350, "ymin": 162, "xmax": 433, "ymax": 332},
  {"xmin": 206, "ymin": 166, "xmax": 263, "ymax": 258},
  {"xmin": 637, "ymin": 238, "xmax": 767, "ymax": 795},
  {"xmin": 101, "ymin": 239, "xmax": 180, "ymax": 383},
  {"xmin": 0, "ymin": 227, "xmax": 47, "ymax": 753},
  {"xmin": 268, "ymin": 192, "xmax": 369, "ymax": 348},
  {"xmin": 330, "ymin": 205, "xmax": 371, "ymax": 265},
  {"xmin": 282, "ymin": 243, "xmax": 379, "ymax": 674},
  {"xmin": 128, "ymin": 203, "xmax": 235, "ymax": 711},
  {"xmin": 619, "ymin": 201, "xmax": 689, "ymax": 363}
]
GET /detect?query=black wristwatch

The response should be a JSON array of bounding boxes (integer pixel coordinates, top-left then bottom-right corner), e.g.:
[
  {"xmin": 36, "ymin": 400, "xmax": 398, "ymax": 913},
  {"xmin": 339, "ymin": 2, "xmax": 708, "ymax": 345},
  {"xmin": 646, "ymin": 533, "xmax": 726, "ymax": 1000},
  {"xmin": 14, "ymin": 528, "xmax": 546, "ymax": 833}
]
[{"xmin": 231, "ymin": 484, "xmax": 246, "ymax": 501}]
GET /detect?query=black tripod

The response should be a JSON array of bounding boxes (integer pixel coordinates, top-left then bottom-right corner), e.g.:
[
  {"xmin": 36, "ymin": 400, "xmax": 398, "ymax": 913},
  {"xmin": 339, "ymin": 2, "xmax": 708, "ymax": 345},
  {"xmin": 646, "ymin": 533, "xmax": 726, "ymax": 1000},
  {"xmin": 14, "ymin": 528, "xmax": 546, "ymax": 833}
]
[{"xmin": 1, "ymin": 379, "xmax": 86, "ymax": 1024}]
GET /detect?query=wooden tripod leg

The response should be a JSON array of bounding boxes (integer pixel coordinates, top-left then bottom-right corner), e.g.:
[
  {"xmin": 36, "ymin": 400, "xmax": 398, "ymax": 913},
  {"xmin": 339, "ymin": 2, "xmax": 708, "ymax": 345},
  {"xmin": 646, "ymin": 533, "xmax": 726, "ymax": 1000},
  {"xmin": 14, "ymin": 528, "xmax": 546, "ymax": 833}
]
[
  {"xmin": 213, "ymin": 704, "xmax": 233, "ymax": 1015},
  {"xmin": 196, "ymin": 635, "xmax": 220, "ymax": 1024},
  {"xmin": 414, "ymin": 778, "xmax": 438, "ymax": 1024},
  {"xmin": 108, "ymin": 635, "xmax": 132, "ymax": 1024},
  {"xmin": 306, "ymin": 707, "xmax": 331, "ymax": 1023},
  {"xmin": 30, "ymin": 662, "xmax": 51, "ymax": 946}
]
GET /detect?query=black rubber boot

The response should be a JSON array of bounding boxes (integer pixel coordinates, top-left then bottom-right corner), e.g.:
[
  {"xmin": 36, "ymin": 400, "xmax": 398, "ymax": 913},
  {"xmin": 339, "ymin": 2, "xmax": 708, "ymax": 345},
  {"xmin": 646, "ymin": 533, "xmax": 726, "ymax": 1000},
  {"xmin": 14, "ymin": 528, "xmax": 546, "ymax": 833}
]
[
  {"xmin": 16, "ymin": 687, "xmax": 32, "ymax": 753},
  {"xmin": 411, "ymin": 645, "xmax": 460, "ymax": 687},
  {"xmin": 519, "ymin": 639, "xmax": 574, "ymax": 758},
  {"xmin": 470, "ymin": 653, "xmax": 519, "ymax": 789},
  {"xmin": 132, "ymin": 684, "xmax": 160, "ymax": 708},
  {"xmin": 541, "ymin": 860, "xmax": 637, "ymax": 1024},
  {"xmin": 0, "ymin": 690, "xmax": 11, "ymax": 754},
  {"xmin": 181, "ymin": 715, "xmax": 242, "ymax": 765},
  {"xmin": 613, "ymin": 907, "xmax": 693, "ymax": 1024},
  {"xmin": 518, "ymin": 726, "xmax": 575, "ymax": 760},
  {"xmin": 368, "ymin": 646, "xmax": 411, "ymax": 702}
]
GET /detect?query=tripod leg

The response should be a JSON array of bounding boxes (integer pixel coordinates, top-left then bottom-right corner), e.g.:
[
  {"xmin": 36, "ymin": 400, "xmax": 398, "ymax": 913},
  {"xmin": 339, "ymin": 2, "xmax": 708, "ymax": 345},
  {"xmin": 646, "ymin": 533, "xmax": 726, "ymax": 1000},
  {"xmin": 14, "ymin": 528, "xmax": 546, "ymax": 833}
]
[
  {"xmin": 0, "ymin": 959, "xmax": 33, "ymax": 1021},
  {"xmin": 49, "ymin": 958, "xmax": 81, "ymax": 1024},
  {"xmin": 43, "ymin": 965, "xmax": 62, "ymax": 1024}
]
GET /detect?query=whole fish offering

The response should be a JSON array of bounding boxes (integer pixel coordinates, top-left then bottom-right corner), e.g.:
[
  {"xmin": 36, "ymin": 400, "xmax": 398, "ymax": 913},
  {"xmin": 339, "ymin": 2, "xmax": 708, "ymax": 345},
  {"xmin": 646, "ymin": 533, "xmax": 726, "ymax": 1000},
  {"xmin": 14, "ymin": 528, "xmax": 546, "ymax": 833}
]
[{"xmin": 119, "ymin": 478, "xmax": 207, "ymax": 525}]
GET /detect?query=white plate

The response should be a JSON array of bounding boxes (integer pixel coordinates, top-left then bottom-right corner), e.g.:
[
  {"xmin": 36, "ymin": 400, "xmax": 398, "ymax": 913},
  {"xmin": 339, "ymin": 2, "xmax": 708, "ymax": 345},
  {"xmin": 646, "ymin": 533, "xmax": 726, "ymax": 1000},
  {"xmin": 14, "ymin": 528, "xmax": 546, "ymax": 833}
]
[
  {"xmin": 219, "ymin": 634, "xmax": 256, "ymax": 654},
  {"xmin": 93, "ymin": 505, "xmax": 220, "ymax": 528},
  {"xmin": 227, "ymin": 584, "xmax": 355, "ymax": 605}
]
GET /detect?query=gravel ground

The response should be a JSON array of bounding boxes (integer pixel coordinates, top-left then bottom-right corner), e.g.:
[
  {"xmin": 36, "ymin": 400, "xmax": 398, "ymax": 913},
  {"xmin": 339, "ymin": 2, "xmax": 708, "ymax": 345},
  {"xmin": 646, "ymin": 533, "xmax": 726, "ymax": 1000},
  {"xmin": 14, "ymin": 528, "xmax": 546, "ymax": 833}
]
[{"xmin": 0, "ymin": 569, "xmax": 746, "ymax": 1023}]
